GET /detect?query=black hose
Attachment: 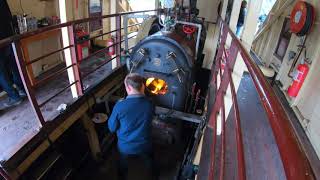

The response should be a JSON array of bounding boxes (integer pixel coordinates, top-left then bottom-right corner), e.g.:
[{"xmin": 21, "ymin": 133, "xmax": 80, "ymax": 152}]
[{"xmin": 287, "ymin": 36, "xmax": 307, "ymax": 78}]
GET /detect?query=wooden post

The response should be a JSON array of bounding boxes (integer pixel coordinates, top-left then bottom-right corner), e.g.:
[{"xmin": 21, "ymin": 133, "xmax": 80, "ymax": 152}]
[{"xmin": 81, "ymin": 113, "xmax": 102, "ymax": 161}]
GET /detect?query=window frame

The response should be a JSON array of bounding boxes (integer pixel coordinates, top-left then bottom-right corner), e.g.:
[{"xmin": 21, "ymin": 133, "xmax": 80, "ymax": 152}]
[{"xmin": 274, "ymin": 17, "xmax": 292, "ymax": 61}]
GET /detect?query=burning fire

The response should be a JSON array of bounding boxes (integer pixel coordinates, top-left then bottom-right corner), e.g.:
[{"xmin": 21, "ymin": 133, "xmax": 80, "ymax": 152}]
[{"xmin": 146, "ymin": 78, "xmax": 168, "ymax": 95}]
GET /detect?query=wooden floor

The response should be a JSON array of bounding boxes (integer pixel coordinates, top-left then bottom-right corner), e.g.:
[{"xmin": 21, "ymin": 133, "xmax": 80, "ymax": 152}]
[
  {"xmin": 0, "ymin": 53, "xmax": 116, "ymax": 161},
  {"xmin": 231, "ymin": 73, "xmax": 286, "ymax": 180}
]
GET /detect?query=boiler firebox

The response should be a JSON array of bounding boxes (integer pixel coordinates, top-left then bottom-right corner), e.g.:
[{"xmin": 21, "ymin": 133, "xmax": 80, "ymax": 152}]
[{"xmin": 128, "ymin": 31, "xmax": 195, "ymax": 111}]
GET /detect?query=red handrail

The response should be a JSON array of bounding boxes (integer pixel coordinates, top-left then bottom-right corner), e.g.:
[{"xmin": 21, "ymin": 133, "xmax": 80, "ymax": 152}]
[
  {"xmin": 205, "ymin": 18, "xmax": 314, "ymax": 180},
  {"xmin": 0, "ymin": 9, "xmax": 160, "ymax": 180}
]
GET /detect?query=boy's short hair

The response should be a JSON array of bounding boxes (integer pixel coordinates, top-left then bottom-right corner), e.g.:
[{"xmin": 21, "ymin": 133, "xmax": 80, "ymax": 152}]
[{"xmin": 125, "ymin": 73, "xmax": 145, "ymax": 91}]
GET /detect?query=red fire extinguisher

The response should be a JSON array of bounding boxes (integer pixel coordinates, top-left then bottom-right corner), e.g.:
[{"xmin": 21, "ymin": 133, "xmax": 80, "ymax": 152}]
[
  {"xmin": 287, "ymin": 63, "xmax": 309, "ymax": 97},
  {"xmin": 76, "ymin": 30, "xmax": 90, "ymax": 62},
  {"xmin": 107, "ymin": 37, "xmax": 115, "ymax": 56}
]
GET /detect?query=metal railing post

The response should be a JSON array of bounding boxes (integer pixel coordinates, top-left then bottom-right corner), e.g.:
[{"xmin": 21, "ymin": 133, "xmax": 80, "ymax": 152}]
[
  {"xmin": 11, "ymin": 42, "xmax": 46, "ymax": 127},
  {"xmin": 123, "ymin": 15, "xmax": 129, "ymax": 52},
  {"xmin": 116, "ymin": 15, "xmax": 122, "ymax": 66},
  {"xmin": 69, "ymin": 24, "xmax": 84, "ymax": 95}
]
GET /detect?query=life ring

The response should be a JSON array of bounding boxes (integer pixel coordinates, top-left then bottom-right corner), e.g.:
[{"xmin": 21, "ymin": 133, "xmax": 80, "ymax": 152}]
[{"xmin": 290, "ymin": 1, "xmax": 315, "ymax": 36}]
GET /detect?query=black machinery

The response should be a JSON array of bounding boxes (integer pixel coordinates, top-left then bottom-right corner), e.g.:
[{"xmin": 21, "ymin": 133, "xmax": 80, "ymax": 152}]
[
  {"xmin": 125, "ymin": 5, "xmax": 209, "ymax": 179},
  {"xmin": 128, "ymin": 30, "xmax": 196, "ymax": 111}
]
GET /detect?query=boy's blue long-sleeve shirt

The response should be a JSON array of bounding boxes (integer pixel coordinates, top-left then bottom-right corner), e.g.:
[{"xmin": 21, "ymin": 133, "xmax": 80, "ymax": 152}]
[{"xmin": 108, "ymin": 95, "xmax": 154, "ymax": 155}]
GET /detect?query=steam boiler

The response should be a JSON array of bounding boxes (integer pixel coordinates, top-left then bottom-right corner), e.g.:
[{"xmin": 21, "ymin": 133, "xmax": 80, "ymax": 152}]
[
  {"xmin": 128, "ymin": 28, "xmax": 197, "ymax": 111},
  {"xmin": 123, "ymin": 4, "xmax": 209, "ymax": 179}
]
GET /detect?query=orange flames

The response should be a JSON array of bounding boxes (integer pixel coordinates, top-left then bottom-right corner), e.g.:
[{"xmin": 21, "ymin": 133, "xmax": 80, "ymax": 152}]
[{"xmin": 146, "ymin": 78, "xmax": 168, "ymax": 95}]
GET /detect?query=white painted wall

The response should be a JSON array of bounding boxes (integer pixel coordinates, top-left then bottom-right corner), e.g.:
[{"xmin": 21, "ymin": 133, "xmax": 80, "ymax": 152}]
[
  {"xmin": 252, "ymin": 0, "xmax": 320, "ymax": 158},
  {"xmin": 197, "ymin": 0, "xmax": 220, "ymax": 23}
]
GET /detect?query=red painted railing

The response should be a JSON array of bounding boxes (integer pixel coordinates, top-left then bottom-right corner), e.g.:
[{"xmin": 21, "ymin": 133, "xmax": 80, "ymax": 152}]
[
  {"xmin": 206, "ymin": 18, "xmax": 314, "ymax": 180},
  {"xmin": 0, "ymin": 9, "xmax": 159, "ymax": 180}
]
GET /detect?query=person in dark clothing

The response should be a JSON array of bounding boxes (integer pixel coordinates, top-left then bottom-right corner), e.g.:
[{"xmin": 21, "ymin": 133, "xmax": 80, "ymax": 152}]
[
  {"xmin": 236, "ymin": 0, "xmax": 248, "ymax": 37},
  {"xmin": 108, "ymin": 73, "xmax": 155, "ymax": 180},
  {"xmin": 0, "ymin": 0, "xmax": 26, "ymax": 107}
]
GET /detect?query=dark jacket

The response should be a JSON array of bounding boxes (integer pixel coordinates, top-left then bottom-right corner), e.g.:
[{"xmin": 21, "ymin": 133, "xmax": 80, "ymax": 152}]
[
  {"xmin": 0, "ymin": 0, "xmax": 14, "ymax": 39},
  {"xmin": 237, "ymin": 8, "xmax": 247, "ymax": 27}
]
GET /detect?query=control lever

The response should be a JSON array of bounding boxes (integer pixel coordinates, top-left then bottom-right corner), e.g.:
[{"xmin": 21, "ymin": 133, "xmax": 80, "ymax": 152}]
[
  {"xmin": 166, "ymin": 51, "xmax": 177, "ymax": 59},
  {"xmin": 167, "ymin": 51, "xmax": 180, "ymax": 70},
  {"xmin": 172, "ymin": 68, "xmax": 183, "ymax": 83},
  {"xmin": 130, "ymin": 48, "xmax": 147, "ymax": 73}
]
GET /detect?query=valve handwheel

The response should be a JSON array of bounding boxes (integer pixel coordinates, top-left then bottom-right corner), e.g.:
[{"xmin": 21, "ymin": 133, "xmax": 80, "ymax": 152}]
[{"xmin": 183, "ymin": 25, "xmax": 196, "ymax": 35}]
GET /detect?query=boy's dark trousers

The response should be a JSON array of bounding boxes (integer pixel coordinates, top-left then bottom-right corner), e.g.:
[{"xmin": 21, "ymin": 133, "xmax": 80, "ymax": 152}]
[
  {"xmin": 0, "ymin": 46, "xmax": 24, "ymax": 101},
  {"xmin": 118, "ymin": 152, "xmax": 158, "ymax": 180}
]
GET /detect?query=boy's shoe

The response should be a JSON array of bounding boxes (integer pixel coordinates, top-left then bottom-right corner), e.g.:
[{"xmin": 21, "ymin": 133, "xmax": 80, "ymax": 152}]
[{"xmin": 3, "ymin": 98, "xmax": 23, "ymax": 107}]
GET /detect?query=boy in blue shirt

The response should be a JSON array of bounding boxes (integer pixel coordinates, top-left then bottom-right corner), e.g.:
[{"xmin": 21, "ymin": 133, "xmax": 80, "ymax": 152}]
[{"xmin": 108, "ymin": 73, "xmax": 155, "ymax": 180}]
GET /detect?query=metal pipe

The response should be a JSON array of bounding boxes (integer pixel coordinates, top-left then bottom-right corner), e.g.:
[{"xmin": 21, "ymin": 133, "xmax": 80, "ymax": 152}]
[
  {"xmin": 26, "ymin": 45, "xmax": 73, "ymax": 65},
  {"xmin": 82, "ymin": 55, "xmax": 119, "ymax": 78},
  {"xmin": 126, "ymin": 22, "xmax": 142, "ymax": 28},
  {"xmin": 80, "ymin": 42, "xmax": 119, "ymax": 62},
  {"xmin": 188, "ymin": 83, "xmax": 197, "ymax": 113},
  {"xmin": 35, "ymin": 64, "xmax": 76, "ymax": 87},
  {"xmin": 287, "ymin": 36, "xmax": 307, "ymax": 78},
  {"xmin": 176, "ymin": 21, "xmax": 202, "ymax": 57},
  {"xmin": 116, "ymin": 16, "xmax": 122, "ymax": 66},
  {"xmin": 124, "ymin": 15, "xmax": 129, "ymax": 52},
  {"xmin": 193, "ymin": 89, "xmax": 201, "ymax": 113},
  {"xmin": 39, "ymin": 81, "xmax": 78, "ymax": 107},
  {"xmin": 76, "ymin": 29, "xmax": 119, "ymax": 44}
]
